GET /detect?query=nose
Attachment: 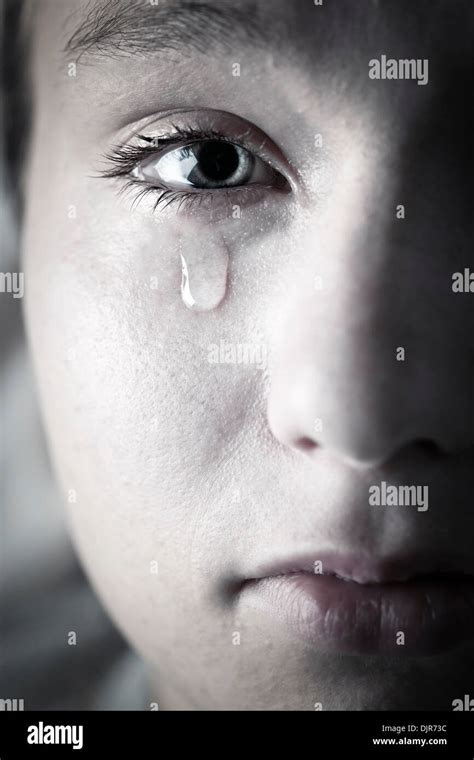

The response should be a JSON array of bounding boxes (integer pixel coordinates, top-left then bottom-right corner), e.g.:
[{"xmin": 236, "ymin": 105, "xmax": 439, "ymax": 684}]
[{"xmin": 267, "ymin": 112, "xmax": 473, "ymax": 470}]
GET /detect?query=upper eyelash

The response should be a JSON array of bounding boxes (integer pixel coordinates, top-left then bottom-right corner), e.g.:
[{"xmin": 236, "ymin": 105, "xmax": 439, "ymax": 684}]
[{"xmin": 100, "ymin": 125, "xmax": 248, "ymax": 180}]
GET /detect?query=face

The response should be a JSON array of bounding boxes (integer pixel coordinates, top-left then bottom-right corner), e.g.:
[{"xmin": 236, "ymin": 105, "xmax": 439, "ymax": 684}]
[{"xmin": 24, "ymin": 0, "xmax": 474, "ymax": 710}]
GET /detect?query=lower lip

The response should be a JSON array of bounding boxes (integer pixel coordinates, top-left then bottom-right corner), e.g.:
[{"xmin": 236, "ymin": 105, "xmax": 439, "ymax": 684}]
[{"xmin": 242, "ymin": 572, "xmax": 474, "ymax": 655}]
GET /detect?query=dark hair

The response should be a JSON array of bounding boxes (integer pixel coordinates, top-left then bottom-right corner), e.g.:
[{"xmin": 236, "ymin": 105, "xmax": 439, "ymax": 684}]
[{"xmin": 2, "ymin": 0, "xmax": 31, "ymax": 215}]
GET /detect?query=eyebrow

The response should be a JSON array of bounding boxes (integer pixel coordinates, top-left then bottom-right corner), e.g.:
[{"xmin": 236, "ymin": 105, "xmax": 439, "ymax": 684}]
[{"xmin": 64, "ymin": 0, "xmax": 270, "ymax": 61}]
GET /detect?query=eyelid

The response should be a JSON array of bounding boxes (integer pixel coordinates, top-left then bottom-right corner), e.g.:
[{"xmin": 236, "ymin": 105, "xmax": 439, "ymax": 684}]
[
  {"xmin": 109, "ymin": 108, "xmax": 299, "ymax": 191},
  {"xmin": 99, "ymin": 110, "xmax": 298, "ymax": 216}
]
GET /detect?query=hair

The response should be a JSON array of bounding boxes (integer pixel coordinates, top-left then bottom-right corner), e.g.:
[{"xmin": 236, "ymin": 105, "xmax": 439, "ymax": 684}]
[
  {"xmin": 2, "ymin": 0, "xmax": 33, "ymax": 217},
  {"xmin": 0, "ymin": 2, "xmax": 27, "ymax": 362}
]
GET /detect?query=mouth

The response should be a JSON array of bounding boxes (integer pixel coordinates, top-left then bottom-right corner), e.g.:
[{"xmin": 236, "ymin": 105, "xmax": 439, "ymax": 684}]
[{"xmin": 240, "ymin": 555, "xmax": 474, "ymax": 655}]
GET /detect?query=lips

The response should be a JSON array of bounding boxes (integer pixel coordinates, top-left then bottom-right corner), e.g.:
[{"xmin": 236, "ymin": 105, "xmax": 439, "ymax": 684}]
[{"xmin": 240, "ymin": 555, "xmax": 474, "ymax": 655}]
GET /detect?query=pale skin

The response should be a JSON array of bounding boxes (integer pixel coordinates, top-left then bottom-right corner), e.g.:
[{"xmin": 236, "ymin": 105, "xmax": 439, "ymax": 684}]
[{"xmin": 23, "ymin": 0, "xmax": 473, "ymax": 709}]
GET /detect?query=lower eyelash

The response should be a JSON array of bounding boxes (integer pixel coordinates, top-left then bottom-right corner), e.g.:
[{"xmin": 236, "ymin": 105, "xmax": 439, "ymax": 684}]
[{"xmin": 118, "ymin": 179, "xmax": 216, "ymax": 213}]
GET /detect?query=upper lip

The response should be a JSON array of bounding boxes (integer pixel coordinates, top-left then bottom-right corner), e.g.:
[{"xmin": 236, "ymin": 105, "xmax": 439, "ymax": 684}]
[{"xmin": 247, "ymin": 552, "xmax": 474, "ymax": 586}]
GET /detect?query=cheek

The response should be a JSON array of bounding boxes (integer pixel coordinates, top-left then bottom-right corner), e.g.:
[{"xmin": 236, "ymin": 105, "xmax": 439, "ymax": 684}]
[
  {"xmin": 22, "ymin": 172, "xmax": 268, "ymax": 555},
  {"xmin": 22, "ymin": 153, "xmax": 294, "ymax": 660},
  {"xmin": 22, "ymin": 185, "xmax": 229, "ymax": 652},
  {"xmin": 24, "ymin": 189, "xmax": 225, "ymax": 482},
  {"xmin": 22, "ymin": 153, "xmax": 292, "ymax": 492}
]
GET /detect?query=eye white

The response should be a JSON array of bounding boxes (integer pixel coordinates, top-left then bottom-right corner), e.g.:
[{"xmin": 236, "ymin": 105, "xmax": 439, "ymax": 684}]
[
  {"xmin": 143, "ymin": 147, "xmax": 201, "ymax": 187},
  {"xmin": 132, "ymin": 141, "xmax": 276, "ymax": 191}
]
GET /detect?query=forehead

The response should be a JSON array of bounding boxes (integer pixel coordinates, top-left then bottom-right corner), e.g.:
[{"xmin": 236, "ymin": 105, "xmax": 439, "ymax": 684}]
[
  {"xmin": 35, "ymin": 0, "xmax": 472, "ymax": 65},
  {"xmin": 29, "ymin": 0, "xmax": 473, "ymax": 152}
]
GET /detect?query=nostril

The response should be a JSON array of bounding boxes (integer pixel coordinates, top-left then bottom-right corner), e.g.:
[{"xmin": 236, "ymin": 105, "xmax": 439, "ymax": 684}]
[
  {"xmin": 296, "ymin": 437, "xmax": 319, "ymax": 453},
  {"xmin": 415, "ymin": 439, "xmax": 443, "ymax": 458}
]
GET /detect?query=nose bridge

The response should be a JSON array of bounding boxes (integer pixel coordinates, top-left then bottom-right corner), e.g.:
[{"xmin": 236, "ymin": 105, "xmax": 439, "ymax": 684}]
[
  {"xmin": 273, "ymin": 131, "xmax": 405, "ymax": 379},
  {"xmin": 266, "ymin": 121, "xmax": 450, "ymax": 466},
  {"xmin": 269, "ymin": 246, "xmax": 411, "ymax": 467}
]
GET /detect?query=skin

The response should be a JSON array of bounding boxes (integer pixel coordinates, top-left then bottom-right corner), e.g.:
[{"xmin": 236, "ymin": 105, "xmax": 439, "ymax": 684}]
[{"xmin": 23, "ymin": 0, "xmax": 473, "ymax": 709}]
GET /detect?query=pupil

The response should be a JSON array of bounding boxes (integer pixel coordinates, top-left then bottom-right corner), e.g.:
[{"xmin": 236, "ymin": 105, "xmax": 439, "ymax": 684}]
[{"xmin": 197, "ymin": 141, "xmax": 240, "ymax": 182}]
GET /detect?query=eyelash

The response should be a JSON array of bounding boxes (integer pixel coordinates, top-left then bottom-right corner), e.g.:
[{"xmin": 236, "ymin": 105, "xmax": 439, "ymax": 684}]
[{"xmin": 100, "ymin": 125, "xmax": 263, "ymax": 213}]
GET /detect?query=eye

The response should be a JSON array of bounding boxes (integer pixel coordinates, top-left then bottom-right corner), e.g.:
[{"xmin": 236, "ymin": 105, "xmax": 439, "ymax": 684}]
[{"xmin": 131, "ymin": 139, "xmax": 287, "ymax": 192}]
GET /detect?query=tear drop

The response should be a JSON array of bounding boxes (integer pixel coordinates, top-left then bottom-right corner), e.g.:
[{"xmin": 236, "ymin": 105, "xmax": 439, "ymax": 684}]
[{"xmin": 179, "ymin": 235, "xmax": 229, "ymax": 312}]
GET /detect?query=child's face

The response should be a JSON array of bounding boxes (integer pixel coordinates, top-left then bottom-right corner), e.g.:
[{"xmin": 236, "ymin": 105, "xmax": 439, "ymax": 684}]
[{"xmin": 24, "ymin": 0, "xmax": 474, "ymax": 709}]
